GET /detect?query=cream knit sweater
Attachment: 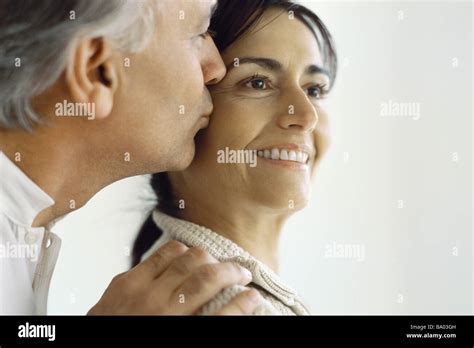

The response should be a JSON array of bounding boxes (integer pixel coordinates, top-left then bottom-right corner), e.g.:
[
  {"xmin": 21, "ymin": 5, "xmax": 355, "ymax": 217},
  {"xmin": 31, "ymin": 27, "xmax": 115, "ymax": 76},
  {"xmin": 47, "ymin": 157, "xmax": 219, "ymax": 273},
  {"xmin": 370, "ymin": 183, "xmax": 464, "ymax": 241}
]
[{"xmin": 142, "ymin": 211, "xmax": 311, "ymax": 315}]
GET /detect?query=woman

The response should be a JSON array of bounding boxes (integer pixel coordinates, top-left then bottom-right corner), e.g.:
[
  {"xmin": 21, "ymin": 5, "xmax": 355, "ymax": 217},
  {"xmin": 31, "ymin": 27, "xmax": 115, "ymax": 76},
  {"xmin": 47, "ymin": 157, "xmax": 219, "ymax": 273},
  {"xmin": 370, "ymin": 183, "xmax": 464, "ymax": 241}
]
[{"xmin": 133, "ymin": 0, "xmax": 337, "ymax": 315}]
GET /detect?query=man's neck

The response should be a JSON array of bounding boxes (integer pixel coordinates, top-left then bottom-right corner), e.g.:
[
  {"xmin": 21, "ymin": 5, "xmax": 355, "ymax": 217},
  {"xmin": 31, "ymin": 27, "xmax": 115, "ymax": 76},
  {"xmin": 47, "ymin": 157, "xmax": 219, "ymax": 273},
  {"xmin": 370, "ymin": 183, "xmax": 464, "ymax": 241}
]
[{"xmin": 0, "ymin": 126, "xmax": 114, "ymax": 228}]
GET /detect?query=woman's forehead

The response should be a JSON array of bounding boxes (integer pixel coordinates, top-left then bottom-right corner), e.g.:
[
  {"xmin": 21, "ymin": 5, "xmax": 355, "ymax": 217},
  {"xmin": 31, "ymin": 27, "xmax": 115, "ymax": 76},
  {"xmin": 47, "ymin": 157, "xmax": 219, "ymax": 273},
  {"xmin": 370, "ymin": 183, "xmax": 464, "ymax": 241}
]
[{"xmin": 221, "ymin": 8, "xmax": 324, "ymax": 70}]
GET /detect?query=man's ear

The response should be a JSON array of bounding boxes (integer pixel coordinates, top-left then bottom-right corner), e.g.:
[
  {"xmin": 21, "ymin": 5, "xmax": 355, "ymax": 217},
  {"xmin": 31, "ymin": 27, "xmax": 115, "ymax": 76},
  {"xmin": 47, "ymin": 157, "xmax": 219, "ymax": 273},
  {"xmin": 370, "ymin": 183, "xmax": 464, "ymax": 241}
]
[{"xmin": 65, "ymin": 37, "xmax": 118, "ymax": 120}]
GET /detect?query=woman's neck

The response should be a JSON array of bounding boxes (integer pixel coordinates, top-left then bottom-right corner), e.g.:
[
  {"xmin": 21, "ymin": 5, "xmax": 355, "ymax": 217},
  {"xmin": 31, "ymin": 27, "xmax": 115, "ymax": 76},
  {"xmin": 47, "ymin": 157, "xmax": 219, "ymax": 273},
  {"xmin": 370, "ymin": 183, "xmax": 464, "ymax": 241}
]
[{"xmin": 176, "ymin": 197, "xmax": 288, "ymax": 272}]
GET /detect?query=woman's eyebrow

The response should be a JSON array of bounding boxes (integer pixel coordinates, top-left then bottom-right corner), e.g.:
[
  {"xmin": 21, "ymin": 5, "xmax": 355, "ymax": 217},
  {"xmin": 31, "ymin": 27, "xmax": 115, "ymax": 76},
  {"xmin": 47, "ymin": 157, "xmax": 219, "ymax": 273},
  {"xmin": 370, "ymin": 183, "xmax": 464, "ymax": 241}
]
[
  {"xmin": 305, "ymin": 64, "xmax": 330, "ymax": 78},
  {"xmin": 226, "ymin": 57, "xmax": 330, "ymax": 77},
  {"xmin": 226, "ymin": 57, "xmax": 283, "ymax": 72}
]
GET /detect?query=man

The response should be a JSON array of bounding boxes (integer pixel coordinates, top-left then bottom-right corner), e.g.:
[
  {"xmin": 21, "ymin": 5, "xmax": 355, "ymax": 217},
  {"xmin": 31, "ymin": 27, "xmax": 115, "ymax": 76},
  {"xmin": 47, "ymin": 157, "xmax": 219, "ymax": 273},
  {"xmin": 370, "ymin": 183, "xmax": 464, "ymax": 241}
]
[{"xmin": 0, "ymin": 0, "xmax": 263, "ymax": 314}]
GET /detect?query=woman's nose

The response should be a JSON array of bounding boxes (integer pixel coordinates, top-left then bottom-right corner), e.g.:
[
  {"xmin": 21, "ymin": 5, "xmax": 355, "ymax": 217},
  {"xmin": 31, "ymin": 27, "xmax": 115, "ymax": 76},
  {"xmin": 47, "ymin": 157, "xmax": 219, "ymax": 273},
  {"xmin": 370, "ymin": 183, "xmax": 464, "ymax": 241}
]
[{"xmin": 277, "ymin": 88, "xmax": 319, "ymax": 132}]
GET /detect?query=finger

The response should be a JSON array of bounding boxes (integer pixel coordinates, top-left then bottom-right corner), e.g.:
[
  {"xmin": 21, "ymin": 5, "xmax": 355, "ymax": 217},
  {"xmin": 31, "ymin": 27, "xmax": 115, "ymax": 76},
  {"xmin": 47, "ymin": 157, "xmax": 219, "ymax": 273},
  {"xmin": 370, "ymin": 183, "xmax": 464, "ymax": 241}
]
[
  {"xmin": 153, "ymin": 246, "xmax": 219, "ymax": 292},
  {"xmin": 213, "ymin": 289, "xmax": 263, "ymax": 315},
  {"xmin": 132, "ymin": 240, "xmax": 189, "ymax": 279},
  {"xmin": 169, "ymin": 262, "xmax": 254, "ymax": 314}
]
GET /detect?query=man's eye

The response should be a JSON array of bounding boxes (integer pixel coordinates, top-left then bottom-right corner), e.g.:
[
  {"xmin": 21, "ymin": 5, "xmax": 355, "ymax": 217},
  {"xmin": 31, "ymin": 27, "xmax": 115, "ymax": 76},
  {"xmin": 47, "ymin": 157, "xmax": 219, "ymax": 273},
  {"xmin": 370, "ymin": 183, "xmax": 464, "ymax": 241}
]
[{"xmin": 198, "ymin": 29, "xmax": 216, "ymax": 39}]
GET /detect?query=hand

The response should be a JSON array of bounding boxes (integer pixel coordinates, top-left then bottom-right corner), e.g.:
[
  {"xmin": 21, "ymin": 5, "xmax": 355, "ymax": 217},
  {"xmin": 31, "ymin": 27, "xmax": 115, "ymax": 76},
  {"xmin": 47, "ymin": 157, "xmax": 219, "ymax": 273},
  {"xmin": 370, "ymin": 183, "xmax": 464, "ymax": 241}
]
[{"xmin": 87, "ymin": 240, "xmax": 263, "ymax": 315}]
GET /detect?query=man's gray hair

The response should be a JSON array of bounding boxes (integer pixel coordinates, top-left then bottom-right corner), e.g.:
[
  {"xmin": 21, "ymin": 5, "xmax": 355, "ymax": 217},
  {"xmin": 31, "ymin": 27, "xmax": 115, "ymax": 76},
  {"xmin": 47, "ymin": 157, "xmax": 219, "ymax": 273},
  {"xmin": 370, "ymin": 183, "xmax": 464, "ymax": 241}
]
[{"xmin": 0, "ymin": 0, "xmax": 156, "ymax": 130}]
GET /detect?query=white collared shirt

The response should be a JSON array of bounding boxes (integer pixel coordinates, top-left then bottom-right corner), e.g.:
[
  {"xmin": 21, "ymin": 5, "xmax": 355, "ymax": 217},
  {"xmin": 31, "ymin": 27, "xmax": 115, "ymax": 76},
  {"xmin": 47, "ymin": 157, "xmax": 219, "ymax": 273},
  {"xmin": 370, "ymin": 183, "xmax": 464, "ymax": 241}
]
[{"xmin": 0, "ymin": 151, "xmax": 61, "ymax": 314}]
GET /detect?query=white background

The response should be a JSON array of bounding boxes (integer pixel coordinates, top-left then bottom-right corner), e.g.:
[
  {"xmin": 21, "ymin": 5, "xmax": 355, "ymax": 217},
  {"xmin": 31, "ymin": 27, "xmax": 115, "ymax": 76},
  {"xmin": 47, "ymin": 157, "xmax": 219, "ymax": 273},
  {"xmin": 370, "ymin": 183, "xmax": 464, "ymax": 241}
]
[{"xmin": 49, "ymin": 1, "xmax": 473, "ymax": 314}]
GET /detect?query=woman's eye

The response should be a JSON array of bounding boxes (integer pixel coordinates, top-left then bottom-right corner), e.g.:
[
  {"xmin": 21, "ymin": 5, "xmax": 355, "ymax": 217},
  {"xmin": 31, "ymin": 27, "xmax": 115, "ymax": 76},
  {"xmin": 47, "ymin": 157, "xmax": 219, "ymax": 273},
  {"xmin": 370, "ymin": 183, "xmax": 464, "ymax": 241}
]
[
  {"xmin": 245, "ymin": 79, "xmax": 267, "ymax": 90},
  {"xmin": 307, "ymin": 86, "xmax": 322, "ymax": 98}
]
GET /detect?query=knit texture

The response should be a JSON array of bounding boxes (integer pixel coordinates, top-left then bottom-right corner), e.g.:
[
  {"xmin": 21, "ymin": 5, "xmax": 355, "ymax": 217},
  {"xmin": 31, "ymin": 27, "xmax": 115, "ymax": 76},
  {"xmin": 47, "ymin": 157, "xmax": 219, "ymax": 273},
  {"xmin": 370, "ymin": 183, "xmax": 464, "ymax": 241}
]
[{"xmin": 142, "ymin": 211, "xmax": 311, "ymax": 315}]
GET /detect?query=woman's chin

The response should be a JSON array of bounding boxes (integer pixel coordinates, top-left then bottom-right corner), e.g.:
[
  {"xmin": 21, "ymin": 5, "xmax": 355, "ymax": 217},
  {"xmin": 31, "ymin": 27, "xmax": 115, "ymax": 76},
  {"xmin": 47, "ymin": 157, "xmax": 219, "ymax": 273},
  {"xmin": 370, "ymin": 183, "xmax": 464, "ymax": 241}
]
[
  {"xmin": 267, "ymin": 198, "xmax": 309, "ymax": 213},
  {"xmin": 251, "ymin": 184, "xmax": 311, "ymax": 212}
]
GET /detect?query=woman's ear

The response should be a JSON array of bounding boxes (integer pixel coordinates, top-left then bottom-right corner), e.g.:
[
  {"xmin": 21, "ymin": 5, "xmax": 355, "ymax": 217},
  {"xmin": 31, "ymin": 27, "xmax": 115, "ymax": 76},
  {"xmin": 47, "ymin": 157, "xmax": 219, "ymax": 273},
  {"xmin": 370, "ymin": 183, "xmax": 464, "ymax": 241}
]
[{"xmin": 65, "ymin": 37, "xmax": 118, "ymax": 120}]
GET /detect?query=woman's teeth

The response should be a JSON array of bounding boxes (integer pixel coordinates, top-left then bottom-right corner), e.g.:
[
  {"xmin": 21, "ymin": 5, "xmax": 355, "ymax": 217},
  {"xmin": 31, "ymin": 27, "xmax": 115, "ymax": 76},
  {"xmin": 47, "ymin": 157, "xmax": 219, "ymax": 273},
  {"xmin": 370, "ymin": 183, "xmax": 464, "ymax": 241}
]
[{"xmin": 256, "ymin": 148, "xmax": 309, "ymax": 164}]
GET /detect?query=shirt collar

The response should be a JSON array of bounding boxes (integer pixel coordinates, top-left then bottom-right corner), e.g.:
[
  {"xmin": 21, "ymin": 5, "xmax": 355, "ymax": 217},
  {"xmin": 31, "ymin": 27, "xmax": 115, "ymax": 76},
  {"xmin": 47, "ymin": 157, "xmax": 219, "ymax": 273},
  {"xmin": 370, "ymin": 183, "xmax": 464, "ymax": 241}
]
[
  {"xmin": 0, "ymin": 152, "xmax": 55, "ymax": 227},
  {"xmin": 152, "ymin": 210, "xmax": 304, "ymax": 308}
]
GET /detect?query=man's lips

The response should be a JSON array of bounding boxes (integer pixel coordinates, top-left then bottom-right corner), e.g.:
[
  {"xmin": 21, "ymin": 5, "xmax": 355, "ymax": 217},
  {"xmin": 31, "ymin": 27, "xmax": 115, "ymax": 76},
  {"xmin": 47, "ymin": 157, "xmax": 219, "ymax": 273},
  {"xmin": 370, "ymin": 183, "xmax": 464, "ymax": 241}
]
[
  {"xmin": 202, "ymin": 102, "xmax": 214, "ymax": 118},
  {"xmin": 197, "ymin": 116, "xmax": 210, "ymax": 130}
]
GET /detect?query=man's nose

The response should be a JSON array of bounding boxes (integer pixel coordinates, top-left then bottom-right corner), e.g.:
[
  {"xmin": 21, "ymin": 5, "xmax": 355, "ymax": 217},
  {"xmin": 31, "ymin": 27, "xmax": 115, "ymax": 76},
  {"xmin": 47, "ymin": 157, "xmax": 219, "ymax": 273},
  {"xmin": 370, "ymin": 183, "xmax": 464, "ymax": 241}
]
[{"xmin": 203, "ymin": 38, "xmax": 226, "ymax": 86}]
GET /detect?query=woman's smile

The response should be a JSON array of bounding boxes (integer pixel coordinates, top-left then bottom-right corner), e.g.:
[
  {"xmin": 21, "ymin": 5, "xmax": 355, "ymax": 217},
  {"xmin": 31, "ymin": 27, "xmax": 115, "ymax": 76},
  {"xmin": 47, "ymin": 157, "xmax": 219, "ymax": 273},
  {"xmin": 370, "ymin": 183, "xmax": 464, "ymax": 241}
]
[
  {"xmin": 255, "ymin": 155, "xmax": 310, "ymax": 170},
  {"xmin": 254, "ymin": 144, "xmax": 314, "ymax": 170}
]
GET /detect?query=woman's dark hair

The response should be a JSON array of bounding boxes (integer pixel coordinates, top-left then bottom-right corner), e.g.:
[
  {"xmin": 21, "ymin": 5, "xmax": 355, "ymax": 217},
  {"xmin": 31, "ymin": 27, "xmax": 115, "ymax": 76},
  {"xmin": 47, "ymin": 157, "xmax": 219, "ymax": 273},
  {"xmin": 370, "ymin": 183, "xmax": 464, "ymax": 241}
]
[{"xmin": 131, "ymin": 0, "xmax": 338, "ymax": 267}]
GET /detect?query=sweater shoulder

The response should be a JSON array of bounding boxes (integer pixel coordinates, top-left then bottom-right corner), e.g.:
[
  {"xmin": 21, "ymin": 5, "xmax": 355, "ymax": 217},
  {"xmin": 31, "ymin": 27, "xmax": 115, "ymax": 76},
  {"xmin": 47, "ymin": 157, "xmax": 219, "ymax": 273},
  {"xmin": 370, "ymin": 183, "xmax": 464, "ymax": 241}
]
[{"xmin": 197, "ymin": 284, "xmax": 280, "ymax": 315}]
